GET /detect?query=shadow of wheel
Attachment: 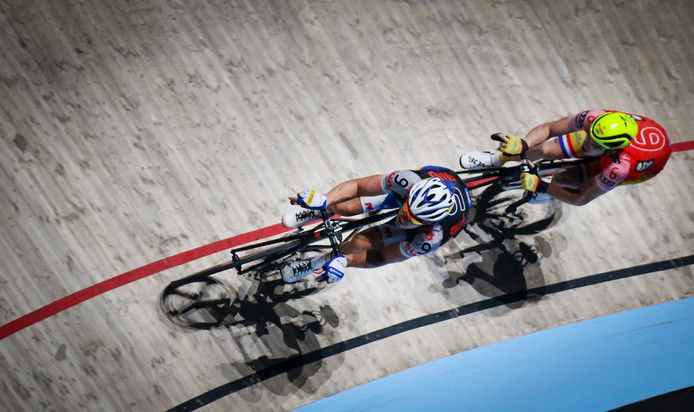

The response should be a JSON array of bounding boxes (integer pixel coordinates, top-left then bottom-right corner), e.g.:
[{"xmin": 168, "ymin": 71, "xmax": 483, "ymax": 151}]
[
  {"xmin": 471, "ymin": 184, "xmax": 564, "ymax": 234},
  {"xmin": 159, "ymin": 247, "xmax": 331, "ymax": 330},
  {"xmin": 160, "ymin": 276, "xmax": 236, "ymax": 330}
]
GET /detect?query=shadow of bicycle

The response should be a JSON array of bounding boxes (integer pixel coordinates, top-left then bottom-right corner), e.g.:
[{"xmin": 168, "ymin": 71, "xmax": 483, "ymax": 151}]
[
  {"xmin": 440, "ymin": 185, "xmax": 568, "ymax": 309},
  {"xmin": 159, "ymin": 269, "xmax": 344, "ymax": 397}
]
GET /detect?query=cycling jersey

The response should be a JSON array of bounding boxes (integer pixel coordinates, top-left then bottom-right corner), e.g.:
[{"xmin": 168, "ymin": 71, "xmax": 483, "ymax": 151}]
[
  {"xmin": 557, "ymin": 109, "xmax": 671, "ymax": 191},
  {"xmin": 361, "ymin": 166, "xmax": 471, "ymax": 258}
]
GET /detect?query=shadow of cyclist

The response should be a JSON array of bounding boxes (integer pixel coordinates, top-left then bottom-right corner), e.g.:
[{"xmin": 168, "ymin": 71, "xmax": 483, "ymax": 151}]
[
  {"xmin": 439, "ymin": 185, "xmax": 565, "ymax": 309},
  {"xmin": 160, "ymin": 275, "xmax": 343, "ymax": 396}
]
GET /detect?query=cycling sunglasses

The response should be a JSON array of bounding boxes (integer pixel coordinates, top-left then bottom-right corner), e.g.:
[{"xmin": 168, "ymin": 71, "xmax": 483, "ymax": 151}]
[{"xmin": 400, "ymin": 201, "xmax": 425, "ymax": 226}]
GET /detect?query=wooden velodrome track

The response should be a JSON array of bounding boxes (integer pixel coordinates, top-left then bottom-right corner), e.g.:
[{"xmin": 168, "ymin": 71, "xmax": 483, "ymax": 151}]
[{"xmin": 1, "ymin": 0, "xmax": 693, "ymax": 410}]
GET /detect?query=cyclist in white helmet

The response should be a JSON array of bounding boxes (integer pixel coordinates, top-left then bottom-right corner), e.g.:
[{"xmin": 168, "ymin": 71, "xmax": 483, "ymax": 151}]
[{"xmin": 280, "ymin": 166, "xmax": 472, "ymax": 284}]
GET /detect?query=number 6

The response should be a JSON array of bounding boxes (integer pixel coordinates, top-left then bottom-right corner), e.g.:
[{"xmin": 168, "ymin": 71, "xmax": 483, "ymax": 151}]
[{"xmin": 394, "ymin": 175, "xmax": 409, "ymax": 187}]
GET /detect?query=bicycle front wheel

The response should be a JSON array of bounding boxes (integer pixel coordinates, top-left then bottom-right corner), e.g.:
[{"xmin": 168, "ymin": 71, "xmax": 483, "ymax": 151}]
[{"xmin": 472, "ymin": 183, "xmax": 563, "ymax": 233}]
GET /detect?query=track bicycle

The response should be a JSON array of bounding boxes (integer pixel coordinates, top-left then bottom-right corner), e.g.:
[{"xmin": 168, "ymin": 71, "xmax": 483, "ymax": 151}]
[{"xmin": 159, "ymin": 210, "xmax": 398, "ymax": 327}]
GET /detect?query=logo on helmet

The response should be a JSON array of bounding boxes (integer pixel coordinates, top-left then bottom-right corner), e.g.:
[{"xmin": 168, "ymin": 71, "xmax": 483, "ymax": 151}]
[
  {"xmin": 631, "ymin": 127, "xmax": 666, "ymax": 151},
  {"xmin": 635, "ymin": 159, "xmax": 655, "ymax": 172},
  {"xmin": 594, "ymin": 123, "xmax": 605, "ymax": 135}
]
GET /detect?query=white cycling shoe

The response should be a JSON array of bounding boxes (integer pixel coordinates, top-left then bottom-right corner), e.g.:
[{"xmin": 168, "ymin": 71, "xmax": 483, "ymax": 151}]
[
  {"xmin": 280, "ymin": 254, "xmax": 330, "ymax": 283},
  {"xmin": 281, "ymin": 259, "xmax": 316, "ymax": 283},
  {"xmin": 282, "ymin": 205, "xmax": 323, "ymax": 228},
  {"xmin": 459, "ymin": 151, "xmax": 503, "ymax": 170},
  {"xmin": 281, "ymin": 254, "xmax": 330, "ymax": 283}
]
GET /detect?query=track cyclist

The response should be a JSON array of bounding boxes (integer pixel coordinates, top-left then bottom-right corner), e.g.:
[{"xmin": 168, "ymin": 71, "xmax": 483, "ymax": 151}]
[
  {"xmin": 280, "ymin": 166, "xmax": 472, "ymax": 284},
  {"xmin": 460, "ymin": 109, "xmax": 672, "ymax": 205}
]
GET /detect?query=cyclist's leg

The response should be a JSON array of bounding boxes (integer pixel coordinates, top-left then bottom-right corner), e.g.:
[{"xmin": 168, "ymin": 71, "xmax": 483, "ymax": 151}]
[
  {"xmin": 527, "ymin": 132, "xmax": 593, "ymax": 204},
  {"xmin": 550, "ymin": 159, "xmax": 600, "ymax": 189},
  {"xmin": 525, "ymin": 163, "xmax": 582, "ymax": 205},
  {"xmin": 340, "ymin": 226, "xmax": 383, "ymax": 267},
  {"xmin": 526, "ymin": 160, "xmax": 599, "ymax": 206},
  {"xmin": 282, "ymin": 217, "xmax": 402, "ymax": 282},
  {"xmin": 550, "ymin": 167, "xmax": 582, "ymax": 190},
  {"xmin": 340, "ymin": 222, "xmax": 408, "ymax": 268}
]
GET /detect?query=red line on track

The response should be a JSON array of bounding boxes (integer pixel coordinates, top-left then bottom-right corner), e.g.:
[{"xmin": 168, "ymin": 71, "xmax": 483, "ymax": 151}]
[
  {"xmin": 672, "ymin": 141, "xmax": 694, "ymax": 152},
  {"xmin": 0, "ymin": 223, "xmax": 293, "ymax": 340},
  {"xmin": 2, "ymin": 140, "xmax": 692, "ymax": 341}
]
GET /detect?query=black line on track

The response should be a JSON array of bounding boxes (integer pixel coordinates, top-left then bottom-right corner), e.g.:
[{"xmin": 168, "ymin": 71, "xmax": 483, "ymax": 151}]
[
  {"xmin": 610, "ymin": 385, "xmax": 694, "ymax": 411},
  {"xmin": 168, "ymin": 254, "xmax": 694, "ymax": 411}
]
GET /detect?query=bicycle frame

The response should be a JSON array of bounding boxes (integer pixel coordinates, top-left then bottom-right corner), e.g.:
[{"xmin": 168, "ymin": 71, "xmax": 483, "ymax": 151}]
[
  {"xmin": 165, "ymin": 209, "xmax": 398, "ymax": 289},
  {"xmin": 458, "ymin": 158, "xmax": 590, "ymax": 190}
]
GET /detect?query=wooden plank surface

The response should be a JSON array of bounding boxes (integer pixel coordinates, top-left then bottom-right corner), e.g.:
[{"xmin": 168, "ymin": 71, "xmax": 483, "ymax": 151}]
[{"xmin": 1, "ymin": 0, "xmax": 693, "ymax": 410}]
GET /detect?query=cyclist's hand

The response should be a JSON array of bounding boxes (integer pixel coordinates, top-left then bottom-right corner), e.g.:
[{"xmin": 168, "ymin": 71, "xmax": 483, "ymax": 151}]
[
  {"xmin": 520, "ymin": 172, "xmax": 548, "ymax": 193},
  {"xmin": 322, "ymin": 255, "xmax": 347, "ymax": 283},
  {"xmin": 496, "ymin": 134, "xmax": 528, "ymax": 156},
  {"xmin": 296, "ymin": 189, "xmax": 328, "ymax": 210}
]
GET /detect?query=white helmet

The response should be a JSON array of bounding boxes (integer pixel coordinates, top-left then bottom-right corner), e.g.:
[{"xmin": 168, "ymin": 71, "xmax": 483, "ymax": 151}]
[{"xmin": 406, "ymin": 178, "xmax": 455, "ymax": 223}]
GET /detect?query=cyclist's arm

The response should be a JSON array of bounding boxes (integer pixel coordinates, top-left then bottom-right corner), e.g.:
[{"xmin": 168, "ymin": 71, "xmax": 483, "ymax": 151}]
[
  {"xmin": 316, "ymin": 174, "xmax": 386, "ymax": 215},
  {"xmin": 524, "ymin": 114, "xmax": 576, "ymax": 147},
  {"xmin": 289, "ymin": 175, "xmax": 385, "ymax": 215},
  {"xmin": 325, "ymin": 174, "xmax": 385, "ymax": 205}
]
